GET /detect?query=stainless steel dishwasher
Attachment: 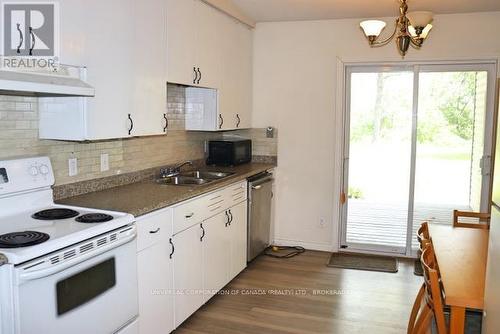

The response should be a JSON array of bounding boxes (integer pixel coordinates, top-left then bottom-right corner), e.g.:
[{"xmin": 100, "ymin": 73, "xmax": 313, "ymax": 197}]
[{"xmin": 247, "ymin": 171, "xmax": 273, "ymax": 261}]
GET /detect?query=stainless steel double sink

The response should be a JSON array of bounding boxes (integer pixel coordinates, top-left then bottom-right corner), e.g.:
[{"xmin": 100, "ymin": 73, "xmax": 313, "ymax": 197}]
[{"xmin": 155, "ymin": 170, "xmax": 234, "ymax": 186}]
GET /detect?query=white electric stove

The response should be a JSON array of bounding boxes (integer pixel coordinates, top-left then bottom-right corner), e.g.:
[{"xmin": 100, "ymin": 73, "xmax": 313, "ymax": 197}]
[{"xmin": 0, "ymin": 156, "xmax": 138, "ymax": 334}]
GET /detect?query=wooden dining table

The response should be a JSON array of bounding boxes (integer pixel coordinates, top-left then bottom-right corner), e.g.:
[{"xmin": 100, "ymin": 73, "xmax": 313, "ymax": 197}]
[{"xmin": 428, "ymin": 223, "xmax": 489, "ymax": 334}]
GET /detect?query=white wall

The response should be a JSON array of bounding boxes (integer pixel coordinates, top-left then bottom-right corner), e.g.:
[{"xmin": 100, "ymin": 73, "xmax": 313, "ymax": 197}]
[{"xmin": 253, "ymin": 12, "xmax": 500, "ymax": 251}]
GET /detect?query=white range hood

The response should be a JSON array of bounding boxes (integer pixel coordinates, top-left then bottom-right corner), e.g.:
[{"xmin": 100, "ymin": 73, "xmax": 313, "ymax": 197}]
[{"xmin": 0, "ymin": 69, "xmax": 95, "ymax": 97}]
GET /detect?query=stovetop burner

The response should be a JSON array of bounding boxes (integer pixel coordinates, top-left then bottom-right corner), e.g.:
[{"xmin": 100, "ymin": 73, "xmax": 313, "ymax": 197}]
[
  {"xmin": 0, "ymin": 231, "xmax": 50, "ymax": 248},
  {"xmin": 75, "ymin": 213, "xmax": 114, "ymax": 224},
  {"xmin": 32, "ymin": 208, "xmax": 80, "ymax": 220}
]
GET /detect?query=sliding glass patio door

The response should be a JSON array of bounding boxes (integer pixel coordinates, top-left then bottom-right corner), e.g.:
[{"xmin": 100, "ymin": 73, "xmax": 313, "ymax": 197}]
[{"xmin": 340, "ymin": 62, "xmax": 496, "ymax": 256}]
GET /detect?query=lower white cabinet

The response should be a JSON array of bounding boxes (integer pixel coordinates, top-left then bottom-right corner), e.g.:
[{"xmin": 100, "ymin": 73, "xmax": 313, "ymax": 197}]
[
  {"xmin": 172, "ymin": 199, "xmax": 248, "ymax": 328},
  {"xmin": 136, "ymin": 209, "xmax": 174, "ymax": 334},
  {"xmin": 136, "ymin": 181, "xmax": 248, "ymax": 332},
  {"xmin": 173, "ymin": 223, "xmax": 204, "ymax": 328},
  {"xmin": 203, "ymin": 212, "xmax": 231, "ymax": 301},
  {"xmin": 202, "ymin": 202, "xmax": 248, "ymax": 288},
  {"xmin": 228, "ymin": 201, "xmax": 248, "ymax": 279}
]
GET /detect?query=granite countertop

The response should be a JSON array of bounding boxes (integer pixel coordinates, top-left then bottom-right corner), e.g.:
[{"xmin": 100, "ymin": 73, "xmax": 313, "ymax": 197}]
[{"xmin": 56, "ymin": 163, "xmax": 275, "ymax": 217}]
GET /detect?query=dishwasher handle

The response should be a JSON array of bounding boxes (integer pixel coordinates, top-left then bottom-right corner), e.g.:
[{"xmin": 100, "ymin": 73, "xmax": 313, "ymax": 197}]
[{"xmin": 249, "ymin": 177, "xmax": 273, "ymax": 189}]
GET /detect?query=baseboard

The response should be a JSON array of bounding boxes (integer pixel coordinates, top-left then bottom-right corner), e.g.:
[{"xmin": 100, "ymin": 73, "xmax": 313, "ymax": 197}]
[{"xmin": 272, "ymin": 238, "xmax": 334, "ymax": 252}]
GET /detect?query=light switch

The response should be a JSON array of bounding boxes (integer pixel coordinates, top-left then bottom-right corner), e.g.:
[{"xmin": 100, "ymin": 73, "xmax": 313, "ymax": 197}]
[{"xmin": 68, "ymin": 158, "xmax": 78, "ymax": 176}]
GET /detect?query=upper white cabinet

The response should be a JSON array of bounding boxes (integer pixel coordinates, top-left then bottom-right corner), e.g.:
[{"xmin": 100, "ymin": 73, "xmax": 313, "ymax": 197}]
[
  {"xmin": 195, "ymin": 1, "xmax": 222, "ymax": 89},
  {"xmin": 167, "ymin": 0, "xmax": 253, "ymax": 131},
  {"xmin": 39, "ymin": 0, "xmax": 168, "ymax": 140},
  {"xmin": 219, "ymin": 19, "xmax": 253, "ymax": 130},
  {"xmin": 166, "ymin": 0, "xmax": 197, "ymax": 86},
  {"xmin": 167, "ymin": 0, "xmax": 221, "ymax": 88},
  {"xmin": 131, "ymin": 0, "xmax": 169, "ymax": 136}
]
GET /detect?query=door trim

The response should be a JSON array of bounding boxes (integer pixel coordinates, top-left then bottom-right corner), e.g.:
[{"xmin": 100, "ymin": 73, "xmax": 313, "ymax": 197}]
[{"xmin": 405, "ymin": 66, "xmax": 420, "ymax": 257}]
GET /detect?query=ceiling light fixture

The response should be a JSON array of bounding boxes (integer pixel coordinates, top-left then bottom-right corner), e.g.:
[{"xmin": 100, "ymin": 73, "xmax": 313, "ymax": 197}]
[{"xmin": 359, "ymin": 0, "xmax": 434, "ymax": 57}]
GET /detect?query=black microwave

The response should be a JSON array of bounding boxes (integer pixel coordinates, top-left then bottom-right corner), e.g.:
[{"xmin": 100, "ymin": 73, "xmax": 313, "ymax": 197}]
[{"xmin": 206, "ymin": 139, "xmax": 252, "ymax": 166}]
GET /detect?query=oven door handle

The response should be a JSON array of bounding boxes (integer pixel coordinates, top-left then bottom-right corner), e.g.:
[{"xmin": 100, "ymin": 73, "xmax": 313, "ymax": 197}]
[{"xmin": 18, "ymin": 233, "xmax": 136, "ymax": 282}]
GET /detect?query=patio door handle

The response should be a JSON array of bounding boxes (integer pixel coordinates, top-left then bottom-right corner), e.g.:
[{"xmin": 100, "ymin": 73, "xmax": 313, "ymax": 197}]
[{"xmin": 340, "ymin": 192, "xmax": 346, "ymax": 204}]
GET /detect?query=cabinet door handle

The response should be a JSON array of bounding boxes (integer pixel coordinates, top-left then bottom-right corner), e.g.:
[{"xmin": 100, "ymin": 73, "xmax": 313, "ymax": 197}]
[
  {"xmin": 200, "ymin": 223, "xmax": 205, "ymax": 242},
  {"xmin": 228, "ymin": 209, "xmax": 233, "ymax": 225},
  {"xmin": 236, "ymin": 114, "xmax": 241, "ymax": 128},
  {"xmin": 163, "ymin": 113, "xmax": 168, "ymax": 133},
  {"xmin": 149, "ymin": 228, "xmax": 160, "ymax": 234},
  {"xmin": 197, "ymin": 67, "xmax": 202, "ymax": 84},
  {"xmin": 29, "ymin": 27, "xmax": 35, "ymax": 55},
  {"xmin": 185, "ymin": 213, "xmax": 194, "ymax": 219},
  {"xmin": 128, "ymin": 114, "xmax": 134, "ymax": 135},
  {"xmin": 16, "ymin": 23, "xmax": 23, "ymax": 54},
  {"xmin": 225, "ymin": 210, "xmax": 230, "ymax": 227},
  {"xmin": 193, "ymin": 67, "xmax": 198, "ymax": 84},
  {"xmin": 219, "ymin": 114, "xmax": 224, "ymax": 129},
  {"xmin": 169, "ymin": 238, "xmax": 174, "ymax": 259}
]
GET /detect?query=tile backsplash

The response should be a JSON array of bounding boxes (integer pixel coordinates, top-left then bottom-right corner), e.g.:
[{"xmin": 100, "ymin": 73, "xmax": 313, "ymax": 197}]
[{"xmin": 0, "ymin": 86, "xmax": 277, "ymax": 186}]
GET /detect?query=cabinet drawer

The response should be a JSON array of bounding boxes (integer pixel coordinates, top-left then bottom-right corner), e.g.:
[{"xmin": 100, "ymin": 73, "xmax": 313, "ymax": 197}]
[
  {"xmin": 223, "ymin": 181, "xmax": 248, "ymax": 207},
  {"xmin": 206, "ymin": 191, "xmax": 226, "ymax": 216},
  {"xmin": 136, "ymin": 209, "xmax": 172, "ymax": 252},
  {"xmin": 173, "ymin": 195, "xmax": 210, "ymax": 234},
  {"xmin": 172, "ymin": 181, "xmax": 247, "ymax": 235}
]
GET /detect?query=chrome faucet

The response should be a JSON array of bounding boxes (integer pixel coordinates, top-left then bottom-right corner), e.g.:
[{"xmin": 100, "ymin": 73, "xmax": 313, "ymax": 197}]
[{"xmin": 160, "ymin": 161, "xmax": 193, "ymax": 178}]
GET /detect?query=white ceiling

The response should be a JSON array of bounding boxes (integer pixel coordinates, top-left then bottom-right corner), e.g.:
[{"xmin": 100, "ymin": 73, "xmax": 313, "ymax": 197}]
[{"xmin": 231, "ymin": 0, "xmax": 500, "ymax": 22}]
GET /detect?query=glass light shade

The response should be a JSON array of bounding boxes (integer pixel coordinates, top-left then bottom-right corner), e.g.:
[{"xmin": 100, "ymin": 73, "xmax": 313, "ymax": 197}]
[
  {"xmin": 408, "ymin": 25, "xmax": 418, "ymax": 37},
  {"xmin": 409, "ymin": 24, "xmax": 433, "ymax": 39},
  {"xmin": 420, "ymin": 24, "xmax": 433, "ymax": 39},
  {"xmin": 360, "ymin": 20, "xmax": 386, "ymax": 37},
  {"xmin": 406, "ymin": 11, "xmax": 434, "ymax": 28}
]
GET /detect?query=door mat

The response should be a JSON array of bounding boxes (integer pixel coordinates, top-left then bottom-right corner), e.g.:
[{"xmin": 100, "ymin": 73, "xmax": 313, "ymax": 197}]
[{"xmin": 327, "ymin": 252, "xmax": 398, "ymax": 273}]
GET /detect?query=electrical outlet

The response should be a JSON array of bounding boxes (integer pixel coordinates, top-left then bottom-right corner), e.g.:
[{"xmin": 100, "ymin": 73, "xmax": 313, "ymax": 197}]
[
  {"xmin": 68, "ymin": 158, "xmax": 78, "ymax": 176},
  {"xmin": 100, "ymin": 153, "xmax": 109, "ymax": 172},
  {"xmin": 319, "ymin": 217, "xmax": 326, "ymax": 228}
]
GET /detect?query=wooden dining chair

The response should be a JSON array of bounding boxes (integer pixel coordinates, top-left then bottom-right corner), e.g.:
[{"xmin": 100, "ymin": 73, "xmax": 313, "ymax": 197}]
[
  {"xmin": 421, "ymin": 244, "xmax": 448, "ymax": 334},
  {"xmin": 407, "ymin": 282, "xmax": 433, "ymax": 334},
  {"xmin": 453, "ymin": 210, "xmax": 490, "ymax": 229},
  {"xmin": 417, "ymin": 222, "xmax": 430, "ymax": 244},
  {"xmin": 414, "ymin": 222, "xmax": 430, "ymax": 276}
]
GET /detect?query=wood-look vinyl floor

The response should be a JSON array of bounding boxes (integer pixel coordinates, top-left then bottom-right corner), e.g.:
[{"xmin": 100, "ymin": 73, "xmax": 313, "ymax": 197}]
[{"xmin": 175, "ymin": 251, "xmax": 421, "ymax": 334}]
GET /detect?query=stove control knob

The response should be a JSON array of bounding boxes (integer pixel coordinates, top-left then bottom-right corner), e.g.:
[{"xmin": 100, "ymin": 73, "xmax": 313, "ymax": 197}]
[
  {"xmin": 39, "ymin": 164, "xmax": 50, "ymax": 175},
  {"xmin": 29, "ymin": 166, "xmax": 39, "ymax": 176}
]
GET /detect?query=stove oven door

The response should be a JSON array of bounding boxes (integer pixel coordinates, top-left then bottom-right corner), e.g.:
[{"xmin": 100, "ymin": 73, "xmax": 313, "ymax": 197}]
[{"xmin": 13, "ymin": 230, "xmax": 138, "ymax": 334}]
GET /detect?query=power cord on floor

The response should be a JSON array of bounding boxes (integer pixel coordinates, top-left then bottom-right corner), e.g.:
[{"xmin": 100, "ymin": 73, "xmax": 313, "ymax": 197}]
[{"xmin": 263, "ymin": 245, "xmax": 306, "ymax": 258}]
